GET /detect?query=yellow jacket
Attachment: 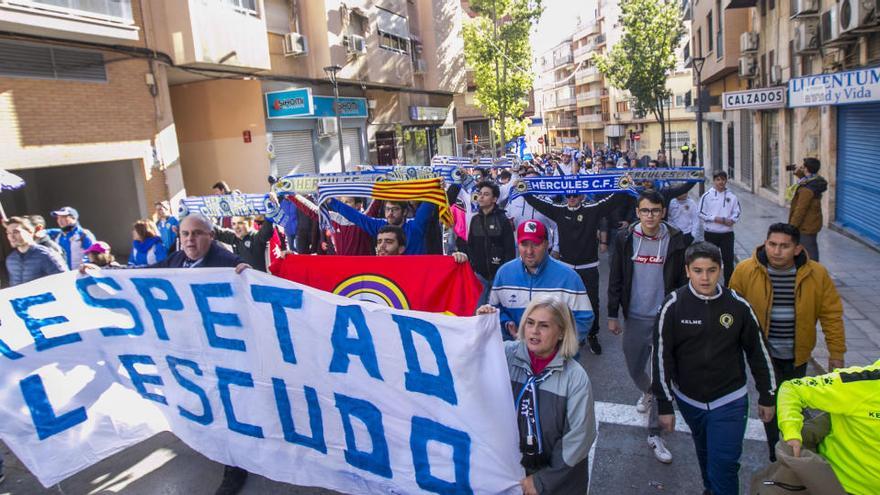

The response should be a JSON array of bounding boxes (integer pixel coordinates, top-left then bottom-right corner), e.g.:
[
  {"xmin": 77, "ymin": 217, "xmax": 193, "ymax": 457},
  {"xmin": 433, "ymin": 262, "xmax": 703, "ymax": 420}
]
[
  {"xmin": 777, "ymin": 359, "xmax": 880, "ymax": 495},
  {"xmin": 729, "ymin": 246, "xmax": 845, "ymax": 367}
]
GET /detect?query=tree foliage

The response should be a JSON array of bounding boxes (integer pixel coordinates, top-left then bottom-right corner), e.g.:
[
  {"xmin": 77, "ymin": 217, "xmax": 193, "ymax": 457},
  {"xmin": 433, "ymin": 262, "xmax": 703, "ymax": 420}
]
[
  {"xmin": 463, "ymin": 0, "xmax": 543, "ymax": 153},
  {"xmin": 593, "ymin": 0, "xmax": 684, "ymax": 153}
]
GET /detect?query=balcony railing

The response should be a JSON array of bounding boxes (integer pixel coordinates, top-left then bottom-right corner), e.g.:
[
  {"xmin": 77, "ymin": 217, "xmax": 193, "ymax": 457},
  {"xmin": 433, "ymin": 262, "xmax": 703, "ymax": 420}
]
[
  {"xmin": 575, "ymin": 67, "xmax": 601, "ymax": 83},
  {"xmin": 548, "ymin": 117, "xmax": 578, "ymax": 128},
  {"xmin": 553, "ymin": 53, "xmax": 574, "ymax": 67},
  {"xmin": 555, "ymin": 96, "xmax": 576, "ymax": 107},
  {"xmin": 577, "ymin": 114, "xmax": 603, "ymax": 124}
]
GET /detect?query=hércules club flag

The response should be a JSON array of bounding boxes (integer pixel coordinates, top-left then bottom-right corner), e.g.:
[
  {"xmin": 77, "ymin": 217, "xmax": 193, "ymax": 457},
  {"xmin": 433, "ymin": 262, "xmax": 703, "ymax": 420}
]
[{"xmin": 270, "ymin": 255, "xmax": 483, "ymax": 316}]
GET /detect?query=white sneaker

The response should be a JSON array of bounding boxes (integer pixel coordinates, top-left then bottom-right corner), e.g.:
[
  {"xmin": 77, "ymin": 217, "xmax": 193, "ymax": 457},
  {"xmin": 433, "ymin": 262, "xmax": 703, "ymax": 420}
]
[
  {"xmin": 636, "ymin": 393, "xmax": 653, "ymax": 413},
  {"xmin": 647, "ymin": 435, "xmax": 673, "ymax": 464}
]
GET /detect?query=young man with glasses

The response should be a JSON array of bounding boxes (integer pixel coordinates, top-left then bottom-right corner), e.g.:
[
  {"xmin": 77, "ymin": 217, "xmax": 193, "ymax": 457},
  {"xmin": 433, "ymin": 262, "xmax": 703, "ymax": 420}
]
[{"xmin": 608, "ymin": 190, "xmax": 688, "ymax": 464}]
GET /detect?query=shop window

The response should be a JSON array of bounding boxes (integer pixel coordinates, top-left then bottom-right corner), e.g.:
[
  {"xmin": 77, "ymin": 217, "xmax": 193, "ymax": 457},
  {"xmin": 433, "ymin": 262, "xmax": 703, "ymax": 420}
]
[{"xmin": 664, "ymin": 132, "xmax": 690, "ymax": 150}]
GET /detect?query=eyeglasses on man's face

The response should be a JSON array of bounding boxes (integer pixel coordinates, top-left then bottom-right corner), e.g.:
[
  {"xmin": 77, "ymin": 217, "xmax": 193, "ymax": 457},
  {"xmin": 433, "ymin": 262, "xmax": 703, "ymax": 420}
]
[{"xmin": 637, "ymin": 208, "xmax": 664, "ymax": 217}]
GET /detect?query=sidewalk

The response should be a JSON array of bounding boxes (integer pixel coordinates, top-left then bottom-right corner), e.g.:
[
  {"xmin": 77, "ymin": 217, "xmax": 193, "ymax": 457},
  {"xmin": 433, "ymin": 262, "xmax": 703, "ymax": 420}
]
[{"xmin": 729, "ymin": 184, "xmax": 880, "ymax": 370}]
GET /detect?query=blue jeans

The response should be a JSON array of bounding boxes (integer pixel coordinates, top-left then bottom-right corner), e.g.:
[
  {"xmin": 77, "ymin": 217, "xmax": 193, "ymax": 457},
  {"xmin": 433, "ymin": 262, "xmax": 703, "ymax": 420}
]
[{"xmin": 677, "ymin": 394, "xmax": 748, "ymax": 495}]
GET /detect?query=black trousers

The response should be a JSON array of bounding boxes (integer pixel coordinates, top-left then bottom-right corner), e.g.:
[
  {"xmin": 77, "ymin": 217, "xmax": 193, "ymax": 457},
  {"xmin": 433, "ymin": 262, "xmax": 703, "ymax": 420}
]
[
  {"xmin": 763, "ymin": 357, "xmax": 808, "ymax": 462},
  {"xmin": 704, "ymin": 231, "xmax": 735, "ymax": 285},
  {"xmin": 575, "ymin": 266, "xmax": 600, "ymax": 338}
]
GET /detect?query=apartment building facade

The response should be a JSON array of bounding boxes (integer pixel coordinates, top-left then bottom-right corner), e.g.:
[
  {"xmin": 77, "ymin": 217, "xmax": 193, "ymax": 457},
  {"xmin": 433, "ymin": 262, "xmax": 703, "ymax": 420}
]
[
  {"xmin": 0, "ymin": 0, "xmax": 183, "ymax": 254},
  {"xmin": 702, "ymin": 0, "xmax": 880, "ymax": 247}
]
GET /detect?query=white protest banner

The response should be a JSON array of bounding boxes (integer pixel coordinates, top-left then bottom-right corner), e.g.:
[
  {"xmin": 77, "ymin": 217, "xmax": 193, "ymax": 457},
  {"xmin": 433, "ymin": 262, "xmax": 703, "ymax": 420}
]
[{"xmin": 0, "ymin": 269, "xmax": 523, "ymax": 494}]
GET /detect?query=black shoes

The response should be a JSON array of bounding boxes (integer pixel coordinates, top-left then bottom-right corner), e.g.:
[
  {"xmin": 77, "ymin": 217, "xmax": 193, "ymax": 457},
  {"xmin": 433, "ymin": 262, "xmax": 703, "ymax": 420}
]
[
  {"xmin": 587, "ymin": 334, "xmax": 602, "ymax": 355},
  {"xmin": 215, "ymin": 465, "xmax": 248, "ymax": 495}
]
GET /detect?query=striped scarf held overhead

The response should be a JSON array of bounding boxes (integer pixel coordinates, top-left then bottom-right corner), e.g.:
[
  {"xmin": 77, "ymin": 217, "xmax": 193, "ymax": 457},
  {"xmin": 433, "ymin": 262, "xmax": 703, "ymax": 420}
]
[{"xmin": 318, "ymin": 177, "xmax": 453, "ymax": 227}]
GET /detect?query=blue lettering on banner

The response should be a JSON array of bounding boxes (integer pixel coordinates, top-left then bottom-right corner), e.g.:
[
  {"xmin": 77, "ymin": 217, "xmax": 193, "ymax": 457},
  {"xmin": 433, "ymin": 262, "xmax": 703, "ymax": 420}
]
[
  {"xmin": 19, "ymin": 374, "xmax": 87, "ymax": 440},
  {"xmin": 392, "ymin": 315, "xmax": 457, "ymax": 405},
  {"xmin": 272, "ymin": 378, "xmax": 327, "ymax": 454},
  {"xmin": 166, "ymin": 355, "xmax": 213, "ymax": 425},
  {"xmin": 0, "ymin": 337, "xmax": 24, "ymax": 360},
  {"xmin": 251, "ymin": 285, "xmax": 303, "ymax": 365},
  {"xmin": 10, "ymin": 293, "xmax": 78, "ymax": 351},
  {"xmin": 334, "ymin": 393, "xmax": 392, "ymax": 478},
  {"xmin": 76, "ymin": 277, "xmax": 144, "ymax": 337},
  {"xmin": 410, "ymin": 416, "xmax": 473, "ymax": 495},
  {"xmin": 329, "ymin": 306, "xmax": 383, "ymax": 380},
  {"xmin": 118, "ymin": 354, "xmax": 167, "ymax": 405},
  {"xmin": 216, "ymin": 366, "xmax": 264, "ymax": 439},
  {"xmin": 131, "ymin": 278, "xmax": 184, "ymax": 341},
  {"xmin": 191, "ymin": 284, "xmax": 246, "ymax": 352}
]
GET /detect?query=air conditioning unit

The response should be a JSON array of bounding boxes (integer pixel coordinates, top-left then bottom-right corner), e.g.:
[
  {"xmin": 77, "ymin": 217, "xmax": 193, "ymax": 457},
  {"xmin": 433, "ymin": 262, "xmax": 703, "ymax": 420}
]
[
  {"xmin": 794, "ymin": 18, "xmax": 821, "ymax": 53},
  {"xmin": 347, "ymin": 34, "xmax": 367, "ymax": 55},
  {"xmin": 282, "ymin": 32, "xmax": 308, "ymax": 56},
  {"xmin": 839, "ymin": 0, "xmax": 877, "ymax": 34},
  {"xmin": 740, "ymin": 32, "xmax": 759, "ymax": 52},
  {"xmin": 739, "ymin": 55, "xmax": 758, "ymax": 78},
  {"xmin": 769, "ymin": 65, "xmax": 784, "ymax": 85},
  {"xmin": 790, "ymin": 0, "xmax": 819, "ymax": 18},
  {"xmin": 413, "ymin": 58, "xmax": 427, "ymax": 74},
  {"xmin": 822, "ymin": 6, "xmax": 843, "ymax": 44},
  {"xmin": 317, "ymin": 117, "xmax": 337, "ymax": 136}
]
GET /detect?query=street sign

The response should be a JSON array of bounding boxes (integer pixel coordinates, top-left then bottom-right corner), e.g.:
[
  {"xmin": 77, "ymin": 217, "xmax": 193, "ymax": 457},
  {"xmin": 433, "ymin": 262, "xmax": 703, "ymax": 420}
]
[
  {"xmin": 537, "ymin": 136, "xmax": 544, "ymax": 144},
  {"xmin": 633, "ymin": 133, "xmax": 641, "ymax": 141}
]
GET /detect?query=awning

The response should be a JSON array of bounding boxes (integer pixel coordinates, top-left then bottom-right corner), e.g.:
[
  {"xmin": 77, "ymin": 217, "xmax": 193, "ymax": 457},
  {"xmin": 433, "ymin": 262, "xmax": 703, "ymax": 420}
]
[{"xmin": 376, "ymin": 7, "xmax": 410, "ymax": 39}]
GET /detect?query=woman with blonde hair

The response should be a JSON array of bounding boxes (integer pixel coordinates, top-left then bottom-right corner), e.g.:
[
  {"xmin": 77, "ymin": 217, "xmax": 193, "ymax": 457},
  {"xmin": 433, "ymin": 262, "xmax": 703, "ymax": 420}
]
[{"xmin": 478, "ymin": 297, "xmax": 597, "ymax": 494}]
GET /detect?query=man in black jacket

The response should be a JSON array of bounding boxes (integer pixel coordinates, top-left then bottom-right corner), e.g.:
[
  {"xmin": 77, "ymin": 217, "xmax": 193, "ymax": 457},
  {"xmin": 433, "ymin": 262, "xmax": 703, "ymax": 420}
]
[
  {"xmin": 524, "ymin": 191, "xmax": 626, "ymax": 354},
  {"xmin": 607, "ymin": 190, "xmax": 687, "ymax": 464},
  {"xmin": 213, "ymin": 215, "xmax": 274, "ymax": 272},
  {"xmin": 653, "ymin": 242, "xmax": 776, "ymax": 495},
  {"xmin": 465, "ymin": 180, "xmax": 515, "ymax": 306}
]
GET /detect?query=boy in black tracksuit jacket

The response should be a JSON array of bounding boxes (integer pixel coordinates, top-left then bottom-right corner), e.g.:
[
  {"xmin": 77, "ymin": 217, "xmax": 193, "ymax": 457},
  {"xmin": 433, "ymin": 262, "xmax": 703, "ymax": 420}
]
[
  {"xmin": 652, "ymin": 242, "xmax": 776, "ymax": 495},
  {"xmin": 466, "ymin": 205, "xmax": 515, "ymax": 283}
]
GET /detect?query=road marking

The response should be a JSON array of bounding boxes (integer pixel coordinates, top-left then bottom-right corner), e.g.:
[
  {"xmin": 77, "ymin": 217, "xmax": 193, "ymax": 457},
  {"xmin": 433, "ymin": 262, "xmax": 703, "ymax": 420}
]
[{"xmin": 595, "ymin": 401, "xmax": 768, "ymax": 441}]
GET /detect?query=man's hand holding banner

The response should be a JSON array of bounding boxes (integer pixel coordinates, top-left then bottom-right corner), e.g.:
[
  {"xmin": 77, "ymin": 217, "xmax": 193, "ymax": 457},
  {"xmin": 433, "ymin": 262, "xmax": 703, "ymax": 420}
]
[{"xmin": 0, "ymin": 270, "xmax": 522, "ymax": 493}]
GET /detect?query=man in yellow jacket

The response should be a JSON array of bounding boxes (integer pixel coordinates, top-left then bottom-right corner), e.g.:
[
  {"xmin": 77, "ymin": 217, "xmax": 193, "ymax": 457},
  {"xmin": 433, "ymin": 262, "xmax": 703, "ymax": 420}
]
[
  {"xmin": 729, "ymin": 222, "xmax": 845, "ymax": 462},
  {"xmin": 777, "ymin": 359, "xmax": 880, "ymax": 495}
]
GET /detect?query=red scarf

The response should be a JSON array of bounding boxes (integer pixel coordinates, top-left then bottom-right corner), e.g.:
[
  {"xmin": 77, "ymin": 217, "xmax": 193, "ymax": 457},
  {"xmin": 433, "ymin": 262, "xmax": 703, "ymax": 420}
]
[{"xmin": 529, "ymin": 348, "xmax": 559, "ymax": 375}]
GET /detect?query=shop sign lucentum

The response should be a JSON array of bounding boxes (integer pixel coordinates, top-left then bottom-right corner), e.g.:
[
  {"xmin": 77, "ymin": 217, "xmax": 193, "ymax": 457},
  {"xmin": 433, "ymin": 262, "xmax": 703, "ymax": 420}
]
[
  {"xmin": 721, "ymin": 87, "xmax": 786, "ymax": 110},
  {"xmin": 789, "ymin": 67, "xmax": 880, "ymax": 108}
]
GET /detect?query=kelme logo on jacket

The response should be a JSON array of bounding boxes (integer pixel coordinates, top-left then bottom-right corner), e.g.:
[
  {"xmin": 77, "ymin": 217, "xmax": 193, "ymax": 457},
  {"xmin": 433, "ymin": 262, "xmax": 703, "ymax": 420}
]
[{"xmin": 719, "ymin": 313, "xmax": 734, "ymax": 329}]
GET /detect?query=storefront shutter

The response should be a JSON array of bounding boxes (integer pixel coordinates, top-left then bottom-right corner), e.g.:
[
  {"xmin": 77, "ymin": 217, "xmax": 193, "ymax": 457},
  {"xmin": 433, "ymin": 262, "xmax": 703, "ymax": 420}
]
[
  {"xmin": 272, "ymin": 130, "xmax": 316, "ymax": 176},
  {"xmin": 836, "ymin": 102, "xmax": 880, "ymax": 245},
  {"xmin": 342, "ymin": 128, "xmax": 363, "ymax": 166}
]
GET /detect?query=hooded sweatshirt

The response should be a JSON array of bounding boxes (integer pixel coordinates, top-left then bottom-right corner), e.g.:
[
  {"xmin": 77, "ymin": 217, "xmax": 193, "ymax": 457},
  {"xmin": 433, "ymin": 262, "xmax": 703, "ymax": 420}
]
[
  {"xmin": 788, "ymin": 175, "xmax": 828, "ymax": 234},
  {"xmin": 629, "ymin": 223, "xmax": 669, "ymax": 319}
]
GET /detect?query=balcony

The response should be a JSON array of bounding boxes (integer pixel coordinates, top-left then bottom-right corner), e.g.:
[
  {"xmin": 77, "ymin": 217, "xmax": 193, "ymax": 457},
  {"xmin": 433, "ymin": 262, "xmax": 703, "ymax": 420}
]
[
  {"xmin": 553, "ymin": 53, "xmax": 574, "ymax": 68},
  {"xmin": 575, "ymin": 67, "xmax": 602, "ymax": 84},
  {"xmin": 577, "ymin": 114, "xmax": 603, "ymax": 123},
  {"xmin": 576, "ymin": 90, "xmax": 604, "ymax": 106},
  {"xmin": 573, "ymin": 21, "xmax": 599, "ymax": 40},
  {"xmin": 548, "ymin": 117, "xmax": 578, "ymax": 129},
  {"xmin": 0, "ymin": 0, "xmax": 140, "ymax": 42},
  {"xmin": 574, "ymin": 41, "xmax": 597, "ymax": 60},
  {"xmin": 553, "ymin": 95, "xmax": 577, "ymax": 108}
]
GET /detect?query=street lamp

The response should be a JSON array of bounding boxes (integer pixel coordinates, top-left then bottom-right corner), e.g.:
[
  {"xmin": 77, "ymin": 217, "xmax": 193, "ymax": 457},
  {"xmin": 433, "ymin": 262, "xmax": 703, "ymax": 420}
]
[
  {"xmin": 323, "ymin": 64, "xmax": 346, "ymax": 173},
  {"xmin": 691, "ymin": 56, "xmax": 706, "ymax": 194}
]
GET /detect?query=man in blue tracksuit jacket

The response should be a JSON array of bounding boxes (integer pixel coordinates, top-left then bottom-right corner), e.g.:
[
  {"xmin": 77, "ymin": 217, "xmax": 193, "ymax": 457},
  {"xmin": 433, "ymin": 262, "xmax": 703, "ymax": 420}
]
[
  {"xmin": 48, "ymin": 206, "xmax": 95, "ymax": 270},
  {"xmin": 488, "ymin": 219, "xmax": 594, "ymax": 341}
]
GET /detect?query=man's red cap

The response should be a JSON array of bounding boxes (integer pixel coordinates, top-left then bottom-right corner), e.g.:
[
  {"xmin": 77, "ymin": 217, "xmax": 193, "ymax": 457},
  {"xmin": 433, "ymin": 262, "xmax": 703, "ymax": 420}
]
[{"xmin": 517, "ymin": 219, "xmax": 547, "ymax": 244}]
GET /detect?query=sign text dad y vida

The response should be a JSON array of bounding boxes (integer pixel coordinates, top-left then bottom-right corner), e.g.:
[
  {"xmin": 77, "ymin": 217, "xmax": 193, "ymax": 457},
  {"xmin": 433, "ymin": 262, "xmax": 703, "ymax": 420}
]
[{"xmin": 0, "ymin": 269, "xmax": 523, "ymax": 494}]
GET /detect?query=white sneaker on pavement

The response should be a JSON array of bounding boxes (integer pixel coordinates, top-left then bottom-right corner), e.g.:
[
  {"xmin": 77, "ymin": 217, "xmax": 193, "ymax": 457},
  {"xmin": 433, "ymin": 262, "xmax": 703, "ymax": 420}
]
[
  {"xmin": 636, "ymin": 393, "xmax": 652, "ymax": 413},
  {"xmin": 647, "ymin": 435, "xmax": 673, "ymax": 464}
]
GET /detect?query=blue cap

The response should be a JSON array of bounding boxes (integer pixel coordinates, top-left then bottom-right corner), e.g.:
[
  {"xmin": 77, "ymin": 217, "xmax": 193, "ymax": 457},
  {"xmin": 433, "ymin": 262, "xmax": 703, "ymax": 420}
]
[{"xmin": 51, "ymin": 206, "xmax": 79, "ymax": 220}]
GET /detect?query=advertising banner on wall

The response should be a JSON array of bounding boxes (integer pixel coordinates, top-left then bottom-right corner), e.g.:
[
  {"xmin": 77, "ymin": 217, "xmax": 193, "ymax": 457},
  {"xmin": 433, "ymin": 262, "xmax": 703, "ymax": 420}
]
[{"xmin": 789, "ymin": 67, "xmax": 880, "ymax": 108}]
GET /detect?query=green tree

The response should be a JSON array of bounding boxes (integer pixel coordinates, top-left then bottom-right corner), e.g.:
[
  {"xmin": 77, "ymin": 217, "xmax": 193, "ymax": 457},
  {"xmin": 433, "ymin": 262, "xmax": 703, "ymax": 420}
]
[
  {"xmin": 463, "ymin": 0, "xmax": 543, "ymax": 155},
  {"xmin": 594, "ymin": 0, "xmax": 684, "ymax": 157}
]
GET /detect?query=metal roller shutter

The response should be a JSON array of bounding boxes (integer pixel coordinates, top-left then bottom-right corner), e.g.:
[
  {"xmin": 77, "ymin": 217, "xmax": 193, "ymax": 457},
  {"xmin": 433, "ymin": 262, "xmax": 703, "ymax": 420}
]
[
  {"xmin": 836, "ymin": 103, "xmax": 880, "ymax": 245},
  {"xmin": 325, "ymin": 128, "xmax": 364, "ymax": 172},
  {"xmin": 273, "ymin": 130, "xmax": 316, "ymax": 176}
]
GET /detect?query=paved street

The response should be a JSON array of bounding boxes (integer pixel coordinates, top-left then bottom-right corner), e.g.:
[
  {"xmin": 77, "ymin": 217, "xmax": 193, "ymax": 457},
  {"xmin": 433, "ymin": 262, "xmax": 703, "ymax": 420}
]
[{"xmin": 2, "ymin": 184, "xmax": 877, "ymax": 495}]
